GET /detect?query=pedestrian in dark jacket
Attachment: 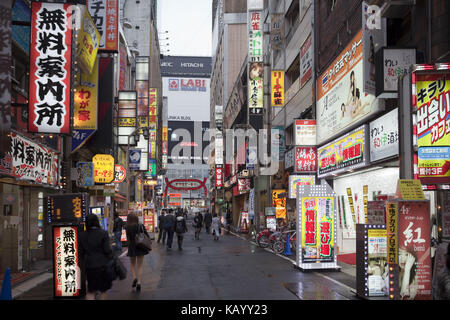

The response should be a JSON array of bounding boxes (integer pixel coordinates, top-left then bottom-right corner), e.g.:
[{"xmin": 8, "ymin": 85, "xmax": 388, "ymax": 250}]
[
  {"xmin": 79, "ymin": 214, "xmax": 114, "ymax": 300},
  {"xmin": 125, "ymin": 213, "xmax": 150, "ymax": 292},
  {"xmin": 113, "ymin": 212, "xmax": 124, "ymax": 253},
  {"xmin": 175, "ymin": 212, "xmax": 188, "ymax": 250},
  {"xmin": 157, "ymin": 211, "xmax": 167, "ymax": 244},
  {"xmin": 194, "ymin": 212, "xmax": 203, "ymax": 240},
  {"xmin": 164, "ymin": 209, "xmax": 176, "ymax": 250},
  {"xmin": 204, "ymin": 211, "xmax": 213, "ymax": 234}
]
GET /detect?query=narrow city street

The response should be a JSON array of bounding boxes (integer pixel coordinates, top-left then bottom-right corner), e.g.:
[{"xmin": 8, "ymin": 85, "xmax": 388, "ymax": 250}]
[{"xmin": 16, "ymin": 219, "xmax": 357, "ymax": 300}]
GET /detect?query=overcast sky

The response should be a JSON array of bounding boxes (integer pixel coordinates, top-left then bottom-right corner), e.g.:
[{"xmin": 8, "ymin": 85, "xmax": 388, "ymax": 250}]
[{"xmin": 157, "ymin": 0, "xmax": 212, "ymax": 57}]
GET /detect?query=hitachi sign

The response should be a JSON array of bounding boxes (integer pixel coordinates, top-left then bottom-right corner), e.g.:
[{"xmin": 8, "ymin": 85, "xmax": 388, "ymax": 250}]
[{"xmin": 180, "ymin": 62, "xmax": 204, "ymax": 68}]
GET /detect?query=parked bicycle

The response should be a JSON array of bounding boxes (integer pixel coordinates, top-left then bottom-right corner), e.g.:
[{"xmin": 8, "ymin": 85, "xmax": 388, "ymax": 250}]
[{"xmin": 272, "ymin": 229, "xmax": 296, "ymax": 255}]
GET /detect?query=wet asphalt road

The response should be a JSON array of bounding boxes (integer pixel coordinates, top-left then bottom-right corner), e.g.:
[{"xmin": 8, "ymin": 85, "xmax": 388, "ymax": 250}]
[{"xmin": 16, "ymin": 217, "xmax": 359, "ymax": 300}]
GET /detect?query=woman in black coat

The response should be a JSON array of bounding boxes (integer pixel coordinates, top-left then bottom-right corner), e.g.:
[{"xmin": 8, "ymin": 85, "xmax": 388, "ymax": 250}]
[
  {"xmin": 126, "ymin": 213, "xmax": 150, "ymax": 292},
  {"xmin": 79, "ymin": 214, "xmax": 114, "ymax": 300}
]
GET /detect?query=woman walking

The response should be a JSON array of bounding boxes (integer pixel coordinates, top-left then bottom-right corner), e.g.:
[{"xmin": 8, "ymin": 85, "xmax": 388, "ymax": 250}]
[
  {"xmin": 79, "ymin": 214, "xmax": 114, "ymax": 300},
  {"xmin": 126, "ymin": 213, "xmax": 150, "ymax": 292},
  {"xmin": 212, "ymin": 213, "xmax": 220, "ymax": 241}
]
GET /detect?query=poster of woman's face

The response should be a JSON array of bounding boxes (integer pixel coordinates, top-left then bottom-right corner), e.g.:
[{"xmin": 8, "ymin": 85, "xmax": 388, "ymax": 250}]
[{"xmin": 249, "ymin": 62, "xmax": 263, "ymax": 80}]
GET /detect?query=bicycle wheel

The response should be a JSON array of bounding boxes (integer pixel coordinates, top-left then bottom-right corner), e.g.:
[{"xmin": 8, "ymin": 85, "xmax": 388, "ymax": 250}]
[
  {"xmin": 272, "ymin": 240, "xmax": 285, "ymax": 254},
  {"xmin": 257, "ymin": 235, "xmax": 270, "ymax": 248}
]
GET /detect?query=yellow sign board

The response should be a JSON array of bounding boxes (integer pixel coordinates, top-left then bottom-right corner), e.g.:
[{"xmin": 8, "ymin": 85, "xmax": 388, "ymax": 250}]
[
  {"xmin": 271, "ymin": 70, "xmax": 284, "ymax": 107},
  {"xmin": 272, "ymin": 189, "xmax": 286, "ymax": 218},
  {"xmin": 93, "ymin": 154, "xmax": 115, "ymax": 184},
  {"xmin": 74, "ymin": 58, "xmax": 98, "ymax": 130},
  {"xmin": 395, "ymin": 179, "xmax": 425, "ymax": 200},
  {"xmin": 76, "ymin": 8, "xmax": 100, "ymax": 74}
]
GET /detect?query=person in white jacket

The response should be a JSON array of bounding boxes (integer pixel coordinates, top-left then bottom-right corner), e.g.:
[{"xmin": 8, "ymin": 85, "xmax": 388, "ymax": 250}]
[{"xmin": 211, "ymin": 213, "xmax": 220, "ymax": 241}]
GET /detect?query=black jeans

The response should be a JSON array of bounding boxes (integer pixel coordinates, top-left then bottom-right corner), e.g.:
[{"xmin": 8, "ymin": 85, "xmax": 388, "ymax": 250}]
[
  {"xmin": 166, "ymin": 228, "xmax": 175, "ymax": 248},
  {"xmin": 177, "ymin": 233, "xmax": 184, "ymax": 249},
  {"xmin": 158, "ymin": 228, "xmax": 167, "ymax": 243}
]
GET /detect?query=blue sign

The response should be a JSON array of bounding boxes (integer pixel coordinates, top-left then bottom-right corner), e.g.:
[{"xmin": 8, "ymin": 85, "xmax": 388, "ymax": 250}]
[
  {"xmin": 418, "ymin": 146, "xmax": 450, "ymax": 159},
  {"xmin": 129, "ymin": 149, "xmax": 141, "ymax": 170},
  {"xmin": 76, "ymin": 162, "xmax": 94, "ymax": 187},
  {"xmin": 72, "ymin": 129, "xmax": 96, "ymax": 153}
]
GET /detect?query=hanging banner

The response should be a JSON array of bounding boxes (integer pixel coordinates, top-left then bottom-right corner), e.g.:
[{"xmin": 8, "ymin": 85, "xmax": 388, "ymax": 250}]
[
  {"xmin": 72, "ymin": 57, "xmax": 99, "ymax": 152},
  {"xmin": 53, "ymin": 225, "xmax": 80, "ymax": 298},
  {"xmin": 415, "ymin": 70, "xmax": 450, "ymax": 183},
  {"xmin": 76, "ymin": 7, "xmax": 100, "ymax": 74},
  {"xmin": 248, "ymin": 62, "xmax": 263, "ymax": 114},
  {"xmin": 76, "ymin": 162, "xmax": 94, "ymax": 187},
  {"xmin": 28, "ymin": 2, "xmax": 72, "ymax": 134},
  {"xmin": 87, "ymin": 0, "xmax": 118, "ymax": 52},
  {"xmin": 10, "ymin": 131, "xmax": 59, "ymax": 186},
  {"xmin": 271, "ymin": 71, "xmax": 284, "ymax": 107},
  {"xmin": 93, "ymin": 154, "xmax": 114, "ymax": 183},
  {"xmin": 248, "ymin": 8, "xmax": 263, "ymax": 115}
]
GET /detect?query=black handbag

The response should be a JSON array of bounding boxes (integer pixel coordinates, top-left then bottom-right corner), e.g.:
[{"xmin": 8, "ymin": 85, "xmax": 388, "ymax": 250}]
[{"xmin": 135, "ymin": 224, "xmax": 152, "ymax": 251}]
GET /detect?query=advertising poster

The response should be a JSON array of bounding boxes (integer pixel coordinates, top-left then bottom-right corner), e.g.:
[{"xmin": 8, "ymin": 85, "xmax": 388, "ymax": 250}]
[
  {"xmin": 367, "ymin": 229, "xmax": 388, "ymax": 296},
  {"xmin": 397, "ymin": 201, "xmax": 432, "ymax": 300},
  {"xmin": 272, "ymin": 189, "xmax": 286, "ymax": 219},
  {"xmin": 136, "ymin": 80, "xmax": 149, "ymax": 127},
  {"xmin": 295, "ymin": 120, "xmax": 316, "ymax": 146},
  {"xmin": 53, "ymin": 225, "xmax": 80, "ymax": 298},
  {"xmin": 10, "ymin": 132, "xmax": 59, "ymax": 186},
  {"xmin": 120, "ymin": 215, "xmax": 127, "ymax": 242},
  {"xmin": 143, "ymin": 213, "xmax": 154, "ymax": 233},
  {"xmin": 271, "ymin": 71, "xmax": 284, "ymax": 107},
  {"xmin": 367, "ymin": 200, "xmax": 386, "ymax": 224},
  {"xmin": 248, "ymin": 62, "xmax": 263, "ymax": 114},
  {"xmin": 288, "ymin": 175, "xmax": 315, "ymax": 199},
  {"xmin": 28, "ymin": 2, "xmax": 72, "ymax": 134},
  {"xmin": 76, "ymin": 162, "xmax": 94, "ymax": 187},
  {"xmin": 415, "ymin": 70, "xmax": 450, "ymax": 183},
  {"xmin": 369, "ymin": 108, "xmax": 399, "ymax": 162},
  {"xmin": 129, "ymin": 149, "xmax": 141, "ymax": 170},
  {"xmin": 93, "ymin": 154, "xmax": 114, "ymax": 183},
  {"xmin": 300, "ymin": 196, "xmax": 335, "ymax": 263},
  {"xmin": 318, "ymin": 125, "xmax": 368, "ymax": 178},
  {"xmin": 316, "ymin": 30, "xmax": 382, "ymax": 144},
  {"xmin": 240, "ymin": 211, "xmax": 249, "ymax": 232}
]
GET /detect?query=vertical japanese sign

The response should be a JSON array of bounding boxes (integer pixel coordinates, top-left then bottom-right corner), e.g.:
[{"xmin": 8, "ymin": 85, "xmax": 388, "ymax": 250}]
[
  {"xmin": 92, "ymin": 154, "xmax": 114, "ymax": 183},
  {"xmin": 149, "ymin": 88, "xmax": 158, "ymax": 142},
  {"xmin": 119, "ymin": 43, "xmax": 127, "ymax": 90},
  {"xmin": 87, "ymin": 0, "xmax": 118, "ymax": 52},
  {"xmin": 300, "ymin": 34, "xmax": 313, "ymax": 87},
  {"xmin": 53, "ymin": 225, "xmax": 80, "ymax": 298},
  {"xmin": 270, "ymin": 13, "xmax": 283, "ymax": 51},
  {"xmin": 76, "ymin": 7, "xmax": 100, "ymax": 74},
  {"xmin": 248, "ymin": 7, "xmax": 263, "ymax": 115},
  {"xmin": 136, "ymin": 80, "xmax": 149, "ymax": 128},
  {"xmin": 301, "ymin": 197, "xmax": 335, "ymax": 263},
  {"xmin": 271, "ymin": 71, "xmax": 284, "ymax": 107},
  {"xmin": 72, "ymin": 57, "xmax": 99, "ymax": 152},
  {"xmin": 29, "ymin": 2, "xmax": 72, "ymax": 134},
  {"xmin": 215, "ymin": 165, "xmax": 223, "ymax": 189},
  {"xmin": 0, "ymin": 0, "xmax": 11, "ymax": 150},
  {"xmin": 397, "ymin": 201, "xmax": 432, "ymax": 300},
  {"xmin": 414, "ymin": 70, "xmax": 450, "ymax": 183}
]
